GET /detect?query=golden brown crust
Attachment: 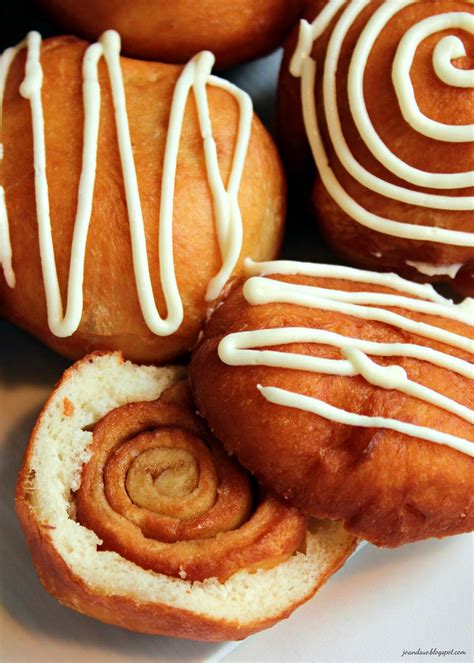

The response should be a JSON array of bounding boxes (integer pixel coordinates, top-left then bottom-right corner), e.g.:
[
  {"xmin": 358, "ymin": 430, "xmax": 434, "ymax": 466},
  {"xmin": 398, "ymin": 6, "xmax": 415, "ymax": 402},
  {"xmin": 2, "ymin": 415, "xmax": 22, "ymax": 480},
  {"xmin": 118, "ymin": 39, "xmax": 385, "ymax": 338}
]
[
  {"xmin": 278, "ymin": 0, "xmax": 474, "ymax": 292},
  {"xmin": 0, "ymin": 36, "xmax": 285, "ymax": 363},
  {"xmin": 16, "ymin": 492, "xmax": 355, "ymax": 640},
  {"xmin": 36, "ymin": 0, "xmax": 304, "ymax": 69},
  {"xmin": 189, "ymin": 276, "xmax": 474, "ymax": 547},
  {"xmin": 15, "ymin": 352, "xmax": 357, "ymax": 640}
]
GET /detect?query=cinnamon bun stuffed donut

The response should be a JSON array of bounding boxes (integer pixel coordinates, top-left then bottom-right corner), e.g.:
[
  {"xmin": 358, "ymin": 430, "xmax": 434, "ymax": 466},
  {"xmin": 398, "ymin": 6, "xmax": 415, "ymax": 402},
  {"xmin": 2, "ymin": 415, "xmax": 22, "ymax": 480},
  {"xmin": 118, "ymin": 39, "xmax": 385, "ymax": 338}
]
[
  {"xmin": 0, "ymin": 31, "xmax": 285, "ymax": 363},
  {"xmin": 278, "ymin": 1, "xmax": 474, "ymax": 293},
  {"xmin": 36, "ymin": 0, "xmax": 304, "ymax": 69},
  {"xmin": 190, "ymin": 259, "xmax": 474, "ymax": 547},
  {"xmin": 16, "ymin": 352, "xmax": 356, "ymax": 640}
]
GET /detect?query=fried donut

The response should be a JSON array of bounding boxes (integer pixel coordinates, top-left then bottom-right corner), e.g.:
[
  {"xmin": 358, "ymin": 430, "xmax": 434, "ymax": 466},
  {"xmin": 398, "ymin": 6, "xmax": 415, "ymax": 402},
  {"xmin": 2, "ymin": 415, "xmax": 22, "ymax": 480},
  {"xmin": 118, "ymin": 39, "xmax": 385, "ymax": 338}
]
[
  {"xmin": 36, "ymin": 0, "xmax": 304, "ymax": 69},
  {"xmin": 15, "ymin": 352, "xmax": 356, "ymax": 640},
  {"xmin": 278, "ymin": 0, "xmax": 474, "ymax": 293},
  {"xmin": 0, "ymin": 31, "xmax": 285, "ymax": 363},
  {"xmin": 190, "ymin": 259, "xmax": 474, "ymax": 547}
]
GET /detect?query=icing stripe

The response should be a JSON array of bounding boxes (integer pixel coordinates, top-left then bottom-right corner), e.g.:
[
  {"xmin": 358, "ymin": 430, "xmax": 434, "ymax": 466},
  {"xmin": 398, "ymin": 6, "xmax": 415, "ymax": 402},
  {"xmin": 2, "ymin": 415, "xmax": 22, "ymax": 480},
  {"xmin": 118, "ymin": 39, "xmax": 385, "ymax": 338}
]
[
  {"xmin": 245, "ymin": 279, "xmax": 473, "ymax": 326},
  {"xmin": 218, "ymin": 260, "xmax": 474, "ymax": 457},
  {"xmin": 0, "ymin": 44, "xmax": 17, "ymax": 288},
  {"xmin": 244, "ymin": 258, "xmax": 451, "ymax": 302},
  {"xmin": 0, "ymin": 31, "xmax": 252, "ymax": 337},
  {"xmin": 243, "ymin": 278, "xmax": 473, "ymax": 353},
  {"xmin": 258, "ymin": 385, "xmax": 474, "ymax": 458},
  {"xmin": 218, "ymin": 327, "xmax": 474, "ymax": 379},
  {"xmin": 406, "ymin": 260, "xmax": 464, "ymax": 279}
]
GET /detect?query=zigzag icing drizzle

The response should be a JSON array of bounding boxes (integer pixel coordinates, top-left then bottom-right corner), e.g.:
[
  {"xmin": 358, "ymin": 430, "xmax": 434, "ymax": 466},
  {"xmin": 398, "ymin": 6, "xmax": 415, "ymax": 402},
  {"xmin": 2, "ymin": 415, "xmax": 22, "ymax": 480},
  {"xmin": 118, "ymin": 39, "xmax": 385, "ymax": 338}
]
[
  {"xmin": 218, "ymin": 259, "xmax": 474, "ymax": 457},
  {"xmin": 0, "ymin": 30, "xmax": 252, "ymax": 337},
  {"xmin": 290, "ymin": 0, "xmax": 474, "ymax": 246}
]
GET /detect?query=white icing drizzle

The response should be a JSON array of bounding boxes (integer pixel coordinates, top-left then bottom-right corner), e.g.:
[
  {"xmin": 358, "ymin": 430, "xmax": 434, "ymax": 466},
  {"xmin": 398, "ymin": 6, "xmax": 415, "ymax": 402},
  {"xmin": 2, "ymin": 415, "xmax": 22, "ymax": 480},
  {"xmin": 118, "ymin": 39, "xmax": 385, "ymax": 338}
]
[
  {"xmin": 218, "ymin": 260, "xmax": 474, "ymax": 457},
  {"xmin": 245, "ymin": 258, "xmax": 450, "ymax": 302},
  {"xmin": 258, "ymin": 385, "xmax": 472, "ymax": 457},
  {"xmin": 393, "ymin": 12, "xmax": 474, "ymax": 142},
  {"xmin": 406, "ymin": 260, "xmax": 464, "ymax": 278},
  {"xmin": 0, "ymin": 43, "xmax": 19, "ymax": 288},
  {"xmin": 290, "ymin": 1, "xmax": 474, "ymax": 247},
  {"xmin": 0, "ymin": 30, "xmax": 252, "ymax": 337}
]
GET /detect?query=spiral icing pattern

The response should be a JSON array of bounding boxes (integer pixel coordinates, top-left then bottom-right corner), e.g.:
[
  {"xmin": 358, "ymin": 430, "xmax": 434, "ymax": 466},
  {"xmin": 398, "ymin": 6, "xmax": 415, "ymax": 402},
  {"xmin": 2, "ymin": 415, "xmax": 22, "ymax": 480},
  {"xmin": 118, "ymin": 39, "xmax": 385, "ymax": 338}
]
[
  {"xmin": 290, "ymin": 0, "xmax": 474, "ymax": 246},
  {"xmin": 76, "ymin": 382, "xmax": 308, "ymax": 581}
]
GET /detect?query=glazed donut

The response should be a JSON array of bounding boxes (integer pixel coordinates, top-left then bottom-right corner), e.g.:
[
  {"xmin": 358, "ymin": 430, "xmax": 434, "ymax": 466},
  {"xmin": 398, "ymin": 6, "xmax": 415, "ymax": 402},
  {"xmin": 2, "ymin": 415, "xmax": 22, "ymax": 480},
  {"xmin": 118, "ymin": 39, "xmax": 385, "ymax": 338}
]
[
  {"xmin": 0, "ymin": 32, "xmax": 285, "ymax": 363},
  {"xmin": 190, "ymin": 259, "xmax": 474, "ymax": 547},
  {"xmin": 278, "ymin": 1, "xmax": 474, "ymax": 292},
  {"xmin": 36, "ymin": 0, "xmax": 304, "ymax": 69},
  {"xmin": 15, "ymin": 352, "xmax": 356, "ymax": 640}
]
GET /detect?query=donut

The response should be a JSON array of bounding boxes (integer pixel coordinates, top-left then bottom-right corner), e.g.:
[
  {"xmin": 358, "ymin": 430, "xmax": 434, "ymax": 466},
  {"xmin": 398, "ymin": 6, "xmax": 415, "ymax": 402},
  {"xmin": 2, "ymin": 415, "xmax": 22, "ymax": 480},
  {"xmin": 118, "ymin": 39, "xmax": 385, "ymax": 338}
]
[
  {"xmin": 278, "ymin": 1, "xmax": 474, "ymax": 292},
  {"xmin": 36, "ymin": 0, "xmax": 304, "ymax": 69},
  {"xmin": 0, "ymin": 31, "xmax": 285, "ymax": 363},
  {"xmin": 15, "ymin": 351, "xmax": 356, "ymax": 640},
  {"xmin": 190, "ymin": 259, "xmax": 474, "ymax": 547}
]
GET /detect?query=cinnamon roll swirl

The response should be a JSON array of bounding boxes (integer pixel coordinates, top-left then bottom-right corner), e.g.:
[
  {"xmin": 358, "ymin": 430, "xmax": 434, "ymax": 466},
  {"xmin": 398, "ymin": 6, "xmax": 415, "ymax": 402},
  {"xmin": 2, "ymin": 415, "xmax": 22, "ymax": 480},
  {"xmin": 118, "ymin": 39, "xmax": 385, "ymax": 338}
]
[
  {"xmin": 75, "ymin": 381, "xmax": 307, "ymax": 582},
  {"xmin": 16, "ymin": 352, "xmax": 356, "ymax": 640}
]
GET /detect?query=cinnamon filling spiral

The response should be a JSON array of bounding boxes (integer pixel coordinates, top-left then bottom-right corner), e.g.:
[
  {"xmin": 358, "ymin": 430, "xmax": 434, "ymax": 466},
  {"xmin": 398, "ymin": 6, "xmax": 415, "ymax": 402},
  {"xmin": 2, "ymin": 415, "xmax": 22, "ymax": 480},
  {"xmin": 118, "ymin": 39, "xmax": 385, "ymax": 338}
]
[{"xmin": 76, "ymin": 383, "xmax": 308, "ymax": 581}]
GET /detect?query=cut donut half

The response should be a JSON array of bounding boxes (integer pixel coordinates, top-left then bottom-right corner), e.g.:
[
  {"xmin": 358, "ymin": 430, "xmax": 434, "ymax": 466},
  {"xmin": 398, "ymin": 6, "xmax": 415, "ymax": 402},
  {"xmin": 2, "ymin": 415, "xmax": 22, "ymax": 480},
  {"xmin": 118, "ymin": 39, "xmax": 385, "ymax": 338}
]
[{"xmin": 16, "ymin": 352, "xmax": 356, "ymax": 641}]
